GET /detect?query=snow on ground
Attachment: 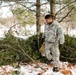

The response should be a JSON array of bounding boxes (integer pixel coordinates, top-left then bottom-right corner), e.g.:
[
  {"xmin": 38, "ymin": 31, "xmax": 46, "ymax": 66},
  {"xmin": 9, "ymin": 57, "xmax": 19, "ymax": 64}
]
[
  {"xmin": 19, "ymin": 62, "xmax": 76, "ymax": 75},
  {"xmin": 0, "ymin": 25, "xmax": 9, "ymax": 39},
  {"xmin": 0, "ymin": 62, "xmax": 76, "ymax": 75},
  {"xmin": 0, "ymin": 65, "xmax": 17, "ymax": 75}
]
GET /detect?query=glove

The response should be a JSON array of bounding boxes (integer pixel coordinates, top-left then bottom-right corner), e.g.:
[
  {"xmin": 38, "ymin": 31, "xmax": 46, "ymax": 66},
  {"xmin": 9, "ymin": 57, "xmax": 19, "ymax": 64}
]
[{"xmin": 39, "ymin": 44, "xmax": 45, "ymax": 53}]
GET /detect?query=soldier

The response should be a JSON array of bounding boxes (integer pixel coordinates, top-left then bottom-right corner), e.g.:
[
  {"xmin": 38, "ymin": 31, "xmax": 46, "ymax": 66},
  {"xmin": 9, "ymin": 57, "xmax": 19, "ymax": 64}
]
[{"xmin": 42, "ymin": 14, "xmax": 65, "ymax": 72}]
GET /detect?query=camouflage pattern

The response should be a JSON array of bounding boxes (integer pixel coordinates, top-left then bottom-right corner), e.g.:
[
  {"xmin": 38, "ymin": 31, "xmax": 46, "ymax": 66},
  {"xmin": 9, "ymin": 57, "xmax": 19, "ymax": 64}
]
[{"xmin": 42, "ymin": 20, "xmax": 64, "ymax": 67}]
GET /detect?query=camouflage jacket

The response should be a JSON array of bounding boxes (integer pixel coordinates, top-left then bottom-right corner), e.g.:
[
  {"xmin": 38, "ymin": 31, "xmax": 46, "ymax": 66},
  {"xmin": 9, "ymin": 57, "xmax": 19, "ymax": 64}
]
[{"xmin": 42, "ymin": 20, "xmax": 65, "ymax": 44}]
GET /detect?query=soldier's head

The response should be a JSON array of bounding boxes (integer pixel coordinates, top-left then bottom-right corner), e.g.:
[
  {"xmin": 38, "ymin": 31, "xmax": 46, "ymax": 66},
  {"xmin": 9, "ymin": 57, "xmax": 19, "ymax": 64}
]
[{"xmin": 45, "ymin": 14, "xmax": 55, "ymax": 24}]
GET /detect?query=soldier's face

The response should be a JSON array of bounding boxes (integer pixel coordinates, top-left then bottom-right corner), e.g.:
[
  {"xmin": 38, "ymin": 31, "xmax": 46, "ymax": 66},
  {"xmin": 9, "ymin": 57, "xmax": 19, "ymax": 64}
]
[{"xmin": 45, "ymin": 18, "xmax": 53, "ymax": 24}]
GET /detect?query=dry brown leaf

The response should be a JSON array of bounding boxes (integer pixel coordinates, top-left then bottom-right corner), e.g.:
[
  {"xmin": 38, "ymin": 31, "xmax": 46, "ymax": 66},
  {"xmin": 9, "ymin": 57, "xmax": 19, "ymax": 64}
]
[
  {"xmin": 37, "ymin": 72, "xmax": 43, "ymax": 75},
  {"xmin": 59, "ymin": 68, "xmax": 72, "ymax": 75}
]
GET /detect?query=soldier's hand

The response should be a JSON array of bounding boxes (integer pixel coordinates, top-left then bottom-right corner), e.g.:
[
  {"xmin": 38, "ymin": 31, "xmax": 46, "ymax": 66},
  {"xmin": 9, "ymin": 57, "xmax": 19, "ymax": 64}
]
[{"xmin": 39, "ymin": 43, "xmax": 45, "ymax": 53}]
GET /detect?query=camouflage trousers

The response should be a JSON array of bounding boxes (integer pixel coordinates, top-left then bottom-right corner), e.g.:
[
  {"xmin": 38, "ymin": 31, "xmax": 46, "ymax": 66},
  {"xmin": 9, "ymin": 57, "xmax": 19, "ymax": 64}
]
[{"xmin": 44, "ymin": 41, "xmax": 61, "ymax": 67}]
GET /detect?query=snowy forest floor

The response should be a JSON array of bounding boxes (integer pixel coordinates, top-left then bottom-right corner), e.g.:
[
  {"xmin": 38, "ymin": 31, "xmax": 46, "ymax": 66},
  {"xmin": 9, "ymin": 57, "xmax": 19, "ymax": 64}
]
[{"xmin": 0, "ymin": 61, "xmax": 76, "ymax": 75}]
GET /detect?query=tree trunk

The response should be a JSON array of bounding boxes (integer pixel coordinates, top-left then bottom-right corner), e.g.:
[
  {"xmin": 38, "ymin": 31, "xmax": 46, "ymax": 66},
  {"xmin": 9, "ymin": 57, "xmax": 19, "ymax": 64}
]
[
  {"xmin": 36, "ymin": 0, "xmax": 41, "ymax": 50},
  {"xmin": 49, "ymin": 0, "xmax": 55, "ymax": 16}
]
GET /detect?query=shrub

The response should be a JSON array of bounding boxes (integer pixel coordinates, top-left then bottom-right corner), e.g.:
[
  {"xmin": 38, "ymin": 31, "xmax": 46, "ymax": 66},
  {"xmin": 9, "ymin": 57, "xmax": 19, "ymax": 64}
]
[
  {"xmin": 0, "ymin": 32, "xmax": 44, "ymax": 65},
  {"xmin": 60, "ymin": 35, "xmax": 76, "ymax": 63},
  {"xmin": 0, "ymin": 33, "xmax": 76, "ymax": 65}
]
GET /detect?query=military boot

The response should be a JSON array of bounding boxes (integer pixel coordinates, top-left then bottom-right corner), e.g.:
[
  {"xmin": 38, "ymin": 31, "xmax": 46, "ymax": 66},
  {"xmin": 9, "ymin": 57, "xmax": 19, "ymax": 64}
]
[{"xmin": 53, "ymin": 67, "xmax": 59, "ymax": 72}]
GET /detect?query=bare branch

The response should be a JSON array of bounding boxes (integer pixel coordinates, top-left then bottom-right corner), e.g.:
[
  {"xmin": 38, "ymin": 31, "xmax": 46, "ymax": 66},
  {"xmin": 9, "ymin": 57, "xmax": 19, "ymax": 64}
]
[
  {"xmin": 18, "ymin": 2, "xmax": 36, "ymax": 12},
  {"xmin": 55, "ymin": 0, "xmax": 76, "ymax": 15},
  {"xmin": 59, "ymin": 7, "xmax": 74, "ymax": 23},
  {"xmin": 17, "ymin": 44, "xmax": 46, "ymax": 71},
  {"xmin": 18, "ymin": 2, "xmax": 35, "ymax": 4},
  {"xmin": 69, "ymin": 12, "xmax": 76, "ymax": 17},
  {"xmin": 8, "ymin": 19, "xmax": 29, "ymax": 32},
  {"xmin": 1, "ymin": 0, "xmax": 23, "ymax": 2},
  {"xmin": 41, "ymin": 2, "xmax": 49, "ymax": 6}
]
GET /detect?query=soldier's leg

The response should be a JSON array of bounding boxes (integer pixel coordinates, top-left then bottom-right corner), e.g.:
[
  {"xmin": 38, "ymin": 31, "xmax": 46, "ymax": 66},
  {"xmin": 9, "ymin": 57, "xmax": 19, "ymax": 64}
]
[
  {"xmin": 45, "ymin": 42, "xmax": 52, "ymax": 61},
  {"xmin": 51, "ymin": 43, "xmax": 61, "ymax": 67}
]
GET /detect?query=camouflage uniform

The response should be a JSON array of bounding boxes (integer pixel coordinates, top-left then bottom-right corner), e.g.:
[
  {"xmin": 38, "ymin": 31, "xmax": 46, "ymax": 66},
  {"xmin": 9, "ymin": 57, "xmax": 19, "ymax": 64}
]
[{"xmin": 42, "ymin": 20, "xmax": 65, "ymax": 67}]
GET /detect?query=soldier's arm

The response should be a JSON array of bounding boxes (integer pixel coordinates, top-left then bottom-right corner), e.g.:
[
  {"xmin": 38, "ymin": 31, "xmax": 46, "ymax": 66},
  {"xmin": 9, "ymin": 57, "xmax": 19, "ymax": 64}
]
[{"xmin": 57, "ymin": 25, "xmax": 65, "ymax": 44}]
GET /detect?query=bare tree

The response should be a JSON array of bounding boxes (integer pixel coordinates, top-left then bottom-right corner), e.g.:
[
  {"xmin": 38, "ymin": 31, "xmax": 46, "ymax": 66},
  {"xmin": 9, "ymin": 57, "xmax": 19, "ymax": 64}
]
[
  {"xmin": 49, "ymin": 0, "xmax": 55, "ymax": 16},
  {"xmin": 36, "ymin": 0, "xmax": 41, "ymax": 50}
]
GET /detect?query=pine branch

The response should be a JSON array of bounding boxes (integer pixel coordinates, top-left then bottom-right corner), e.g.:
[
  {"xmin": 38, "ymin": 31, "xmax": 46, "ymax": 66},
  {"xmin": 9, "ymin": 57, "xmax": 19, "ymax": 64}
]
[
  {"xmin": 17, "ymin": 44, "xmax": 46, "ymax": 71},
  {"xmin": 0, "ymin": 44, "xmax": 22, "ymax": 54},
  {"xmin": 61, "ymin": 56, "xmax": 76, "ymax": 61},
  {"xmin": 41, "ymin": 2, "xmax": 49, "ymax": 6},
  {"xmin": 0, "ymin": 43, "xmax": 46, "ymax": 71}
]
